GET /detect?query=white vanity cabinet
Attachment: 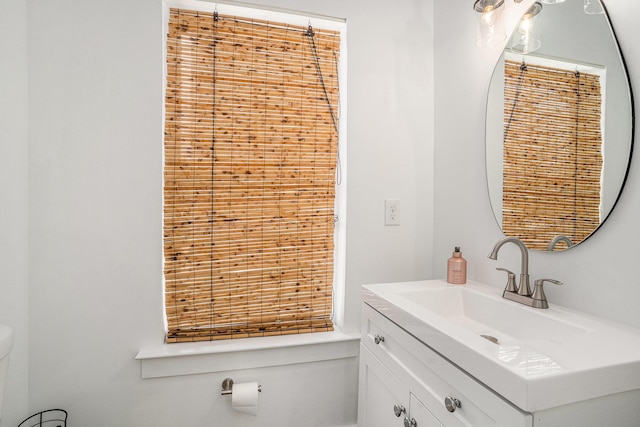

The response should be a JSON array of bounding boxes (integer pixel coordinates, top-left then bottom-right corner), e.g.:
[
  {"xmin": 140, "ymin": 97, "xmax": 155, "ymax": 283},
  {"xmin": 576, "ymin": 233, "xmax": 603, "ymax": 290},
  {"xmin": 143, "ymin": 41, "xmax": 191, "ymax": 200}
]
[
  {"xmin": 360, "ymin": 280, "xmax": 640, "ymax": 426},
  {"xmin": 358, "ymin": 303, "xmax": 532, "ymax": 427}
]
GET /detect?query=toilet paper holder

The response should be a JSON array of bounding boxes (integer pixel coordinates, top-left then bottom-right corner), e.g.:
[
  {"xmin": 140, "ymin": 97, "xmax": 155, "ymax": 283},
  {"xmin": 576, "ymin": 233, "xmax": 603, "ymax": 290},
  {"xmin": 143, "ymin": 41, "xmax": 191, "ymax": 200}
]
[{"xmin": 221, "ymin": 378, "xmax": 262, "ymax": 396}]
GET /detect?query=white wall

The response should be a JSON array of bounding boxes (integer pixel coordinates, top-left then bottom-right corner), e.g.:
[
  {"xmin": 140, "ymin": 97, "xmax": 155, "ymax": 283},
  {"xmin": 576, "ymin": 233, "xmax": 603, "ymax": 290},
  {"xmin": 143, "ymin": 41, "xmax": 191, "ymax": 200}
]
[
  {"xmin": 7, "ymin": 0, "xmax": 640, "ymax": 425},
  {"xmin": 0, "ymin": 0, "xmax": 29, "ymax": 425},
  {"xmin": 22, "ymin": 0, "xmax": 434, "ymax": 426},
  {"xmin": 433, "ymin": 0, "xmax": 640, "ymax": 329}
]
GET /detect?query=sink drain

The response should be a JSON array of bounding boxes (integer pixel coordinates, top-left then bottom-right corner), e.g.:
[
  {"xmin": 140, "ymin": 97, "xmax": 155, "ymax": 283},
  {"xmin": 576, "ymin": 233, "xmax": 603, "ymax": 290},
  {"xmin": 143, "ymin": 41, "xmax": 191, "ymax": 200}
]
[{"xmin": 480, "ymin": 334, "xmax": 499, "ymax": 344}]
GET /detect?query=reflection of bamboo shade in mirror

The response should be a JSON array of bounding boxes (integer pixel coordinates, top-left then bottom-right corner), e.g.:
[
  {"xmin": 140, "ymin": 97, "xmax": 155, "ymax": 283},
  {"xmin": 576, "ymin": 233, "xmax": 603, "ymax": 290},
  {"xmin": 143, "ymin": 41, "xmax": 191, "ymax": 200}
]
[
  {"xmin": 164, "ymin": 9, "xmax": 340, "ymax": 342},
  {"xmin": 502, "ymin": 60, "xmax": 603, "ymax": 251}
]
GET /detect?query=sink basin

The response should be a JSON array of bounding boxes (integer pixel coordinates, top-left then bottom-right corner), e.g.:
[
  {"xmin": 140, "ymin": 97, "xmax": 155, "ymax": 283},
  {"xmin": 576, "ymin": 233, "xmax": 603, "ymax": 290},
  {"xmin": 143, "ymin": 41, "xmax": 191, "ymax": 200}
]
[
  {"xmin": 362, "ymin": 279, "xmax": 640, "ymax": 412},
  {"xmin": 396, "ymin": 286, "xmax": 589, "ymax": 344}
]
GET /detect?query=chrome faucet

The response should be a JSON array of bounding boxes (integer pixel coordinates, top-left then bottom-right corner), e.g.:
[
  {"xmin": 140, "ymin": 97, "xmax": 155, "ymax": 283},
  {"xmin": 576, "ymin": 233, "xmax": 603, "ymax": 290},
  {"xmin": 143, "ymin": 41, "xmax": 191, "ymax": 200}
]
[
  {"xmin": 488, "ymin": 236, "xmax": 531, "ymax": 296},
  {"xmin": 488, "ymin": 236, "xmax": 563, "ymax": 309}
]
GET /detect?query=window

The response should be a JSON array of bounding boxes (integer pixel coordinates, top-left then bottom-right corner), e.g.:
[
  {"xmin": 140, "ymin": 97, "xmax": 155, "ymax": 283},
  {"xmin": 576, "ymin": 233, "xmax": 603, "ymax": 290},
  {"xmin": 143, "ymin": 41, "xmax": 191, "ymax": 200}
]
[
  {"xmin": 502, "ymin": 57, "xmax": 603, "ymax": 251},
  {"xmin": 163, "ymin": 7, "xmax": 342, "ymax": 342}
]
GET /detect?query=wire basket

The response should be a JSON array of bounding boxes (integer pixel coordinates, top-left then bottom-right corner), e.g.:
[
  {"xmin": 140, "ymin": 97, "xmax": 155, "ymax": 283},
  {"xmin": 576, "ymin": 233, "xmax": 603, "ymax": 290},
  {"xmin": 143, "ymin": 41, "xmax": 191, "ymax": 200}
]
[{"xmin": 17, "ymin": 409, "xmax": 67, "ymax": 427}]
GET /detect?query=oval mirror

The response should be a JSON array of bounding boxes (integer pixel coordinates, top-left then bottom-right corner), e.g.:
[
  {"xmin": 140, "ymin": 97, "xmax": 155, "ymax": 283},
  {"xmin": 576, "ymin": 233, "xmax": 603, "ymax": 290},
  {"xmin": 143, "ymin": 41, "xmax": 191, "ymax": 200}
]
[{"xmin": 486, "ymin": 0, "xmax": 634, "ymax": 252}]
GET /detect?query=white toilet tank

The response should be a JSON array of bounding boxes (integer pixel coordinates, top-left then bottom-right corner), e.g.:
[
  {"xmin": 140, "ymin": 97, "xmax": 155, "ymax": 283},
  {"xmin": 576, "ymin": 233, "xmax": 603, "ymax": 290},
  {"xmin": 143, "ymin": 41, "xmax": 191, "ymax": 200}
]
[{"xmin": 0, "ymin": 325, "xmax": 13, "ymax": 421}]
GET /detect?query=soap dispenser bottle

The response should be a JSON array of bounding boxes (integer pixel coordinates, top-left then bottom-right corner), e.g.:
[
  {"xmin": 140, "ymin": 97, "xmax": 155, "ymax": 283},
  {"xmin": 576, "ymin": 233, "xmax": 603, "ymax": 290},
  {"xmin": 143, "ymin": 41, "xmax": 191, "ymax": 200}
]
[{"xmin": 447, "ymin": 246, "xmax": 467, "ymax": 285}]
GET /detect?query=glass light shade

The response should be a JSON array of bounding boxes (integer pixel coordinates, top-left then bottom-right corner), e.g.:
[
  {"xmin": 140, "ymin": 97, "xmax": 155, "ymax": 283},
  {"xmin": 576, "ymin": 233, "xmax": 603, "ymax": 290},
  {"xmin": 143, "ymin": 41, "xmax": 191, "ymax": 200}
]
[
  {"xmin": 509, "ymin": 2, "xmax": 543, "ymax": 54},
  {"xmin": 584, "ymin": 0, "xmax": 604, "ymax": 14},
  {"xmin": 474, "ymin": 0, "xmax": 506, "ymax": 48}
]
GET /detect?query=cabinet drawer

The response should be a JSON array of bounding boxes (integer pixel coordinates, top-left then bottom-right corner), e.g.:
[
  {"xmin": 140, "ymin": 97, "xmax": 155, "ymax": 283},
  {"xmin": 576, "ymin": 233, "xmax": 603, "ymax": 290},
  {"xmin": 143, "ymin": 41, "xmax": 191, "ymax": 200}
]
[{"xmin": 361, "ymin": 303, "xmax": 532, "ymax": 427}]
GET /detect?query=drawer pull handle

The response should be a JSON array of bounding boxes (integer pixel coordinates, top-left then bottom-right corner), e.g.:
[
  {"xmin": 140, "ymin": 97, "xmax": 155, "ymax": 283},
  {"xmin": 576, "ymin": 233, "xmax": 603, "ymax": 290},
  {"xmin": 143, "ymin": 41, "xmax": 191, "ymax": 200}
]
[
  {"xmin": 403, "ymin": 417, "xmax": 417, "ymax": 427},
  {"xmin": 374, "ymin": 334, "xmax": 385, "ymax": 344},
  {"xmin": 444, "ymin": 396, "xmax": 461, "ymax": 413},
  {"xmin": 393, "ymin": 404, "xmax": 406, "ymax": 417}
]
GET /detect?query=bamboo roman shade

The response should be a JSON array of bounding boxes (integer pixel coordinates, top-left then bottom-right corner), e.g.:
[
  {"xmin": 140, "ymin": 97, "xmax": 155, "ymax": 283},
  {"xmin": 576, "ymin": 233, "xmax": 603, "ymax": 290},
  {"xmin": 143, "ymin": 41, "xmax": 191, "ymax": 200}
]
[
  {"xmin": 164, "ymin": 8, "xmax": 341, "ymax": 342},
  {"xmin": 503, "ymin": 59, "xmax": 603, "ymax": 251}
]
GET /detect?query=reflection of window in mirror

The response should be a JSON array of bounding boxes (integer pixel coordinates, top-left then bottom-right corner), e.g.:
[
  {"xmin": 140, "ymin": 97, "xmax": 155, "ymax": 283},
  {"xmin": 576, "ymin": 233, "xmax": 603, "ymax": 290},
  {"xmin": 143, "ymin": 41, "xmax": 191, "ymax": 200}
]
[{"xmin": 502, "ymin": 54, "xmax": 605, "ymax": 251}]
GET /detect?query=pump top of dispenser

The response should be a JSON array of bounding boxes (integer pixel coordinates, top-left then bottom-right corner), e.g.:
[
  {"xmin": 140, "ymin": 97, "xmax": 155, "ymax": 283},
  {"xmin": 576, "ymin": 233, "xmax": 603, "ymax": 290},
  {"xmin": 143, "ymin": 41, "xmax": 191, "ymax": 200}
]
[{"xmin": 453, "ymin": 247, "xmax": 462, "ymax": 257}]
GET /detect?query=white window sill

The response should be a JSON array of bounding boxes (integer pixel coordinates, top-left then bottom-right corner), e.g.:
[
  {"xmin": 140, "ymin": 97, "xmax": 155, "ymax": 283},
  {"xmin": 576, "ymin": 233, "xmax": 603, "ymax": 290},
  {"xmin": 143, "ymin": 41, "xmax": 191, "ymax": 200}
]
[{"xmin": 135, "ymin": 331, "xmax": 361, "ymax": 379}]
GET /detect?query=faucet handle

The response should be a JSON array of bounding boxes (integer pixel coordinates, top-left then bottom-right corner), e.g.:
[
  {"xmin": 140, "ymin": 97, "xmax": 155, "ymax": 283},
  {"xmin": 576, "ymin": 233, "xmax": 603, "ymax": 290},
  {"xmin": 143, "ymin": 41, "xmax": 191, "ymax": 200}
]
[
  {"xmin": 496, "ymin": 268, "xmax": 518, "ymax": 293},
  {"xmin": 531, "ymin": 279, "xmax": 563, "ymax": 309}
]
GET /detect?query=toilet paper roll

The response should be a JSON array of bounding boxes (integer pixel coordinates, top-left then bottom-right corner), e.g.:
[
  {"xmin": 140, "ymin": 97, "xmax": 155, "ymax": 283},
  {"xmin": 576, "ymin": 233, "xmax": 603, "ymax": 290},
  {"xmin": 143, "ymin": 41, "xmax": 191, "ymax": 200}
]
[{"xmin": 232, "ymin": 382, "xmax": 259, "ymax": 416}]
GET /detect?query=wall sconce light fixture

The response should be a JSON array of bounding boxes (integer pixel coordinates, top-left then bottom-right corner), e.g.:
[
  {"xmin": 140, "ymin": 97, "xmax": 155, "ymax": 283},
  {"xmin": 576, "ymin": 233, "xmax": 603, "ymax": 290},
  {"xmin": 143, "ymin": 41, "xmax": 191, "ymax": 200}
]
[
  {"xmin": 474, "ymin": 0, "xmax": 506, "ymax": 48},
  {"xmin": 509, "ymin": 2, "xmax": 543, "ymax": 54},
  {"xmin": 584, "ymin": 0, "xmax": 604, "ymax": 14}
]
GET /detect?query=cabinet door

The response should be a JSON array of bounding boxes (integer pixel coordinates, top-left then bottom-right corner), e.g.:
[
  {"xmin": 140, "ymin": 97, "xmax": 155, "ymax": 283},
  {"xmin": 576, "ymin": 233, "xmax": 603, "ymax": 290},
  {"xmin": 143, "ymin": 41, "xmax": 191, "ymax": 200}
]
[
  {"xmin": 358, "ymin": 344, "xmax": 409, "ymax": 427},
  {"xmin": 409, "ymin": 393, "xmax": 444, "ymax": 427}
]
